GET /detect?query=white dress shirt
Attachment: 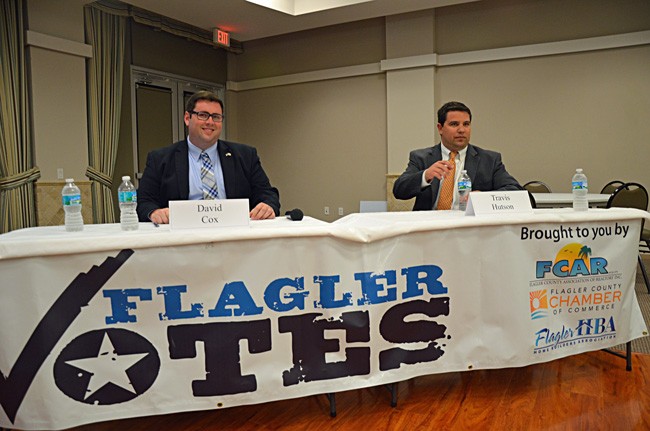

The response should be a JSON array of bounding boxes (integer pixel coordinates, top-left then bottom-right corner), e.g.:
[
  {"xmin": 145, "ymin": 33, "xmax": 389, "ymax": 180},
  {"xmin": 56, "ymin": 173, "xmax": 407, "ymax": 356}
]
[{"xmin": 421, "ymin": 145, "xmax": 468, "ymax": 210}]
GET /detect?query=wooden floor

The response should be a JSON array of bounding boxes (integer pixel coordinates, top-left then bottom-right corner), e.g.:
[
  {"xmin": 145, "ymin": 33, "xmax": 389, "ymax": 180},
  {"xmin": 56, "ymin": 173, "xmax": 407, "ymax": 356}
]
[{"xmin": 56, "ymin": 351, "xmax": 649, "ymax": 430}]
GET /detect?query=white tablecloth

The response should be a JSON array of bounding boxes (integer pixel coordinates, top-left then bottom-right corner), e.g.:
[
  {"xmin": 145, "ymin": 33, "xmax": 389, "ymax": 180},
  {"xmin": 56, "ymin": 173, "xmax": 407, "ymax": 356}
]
[{"xmin": 1, "ymin": 208, "xmax": 648, "ymax": 430}]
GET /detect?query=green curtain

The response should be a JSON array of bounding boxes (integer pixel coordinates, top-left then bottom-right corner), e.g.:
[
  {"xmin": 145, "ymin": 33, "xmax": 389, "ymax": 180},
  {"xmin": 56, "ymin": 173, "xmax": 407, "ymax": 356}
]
[
  {"xmin": 84, "ymin": 3, "xmax": 126, "ymax": 223},
  {"xmin": 0, "ymin": 0, "xmax": 40, "ymax": 233}
]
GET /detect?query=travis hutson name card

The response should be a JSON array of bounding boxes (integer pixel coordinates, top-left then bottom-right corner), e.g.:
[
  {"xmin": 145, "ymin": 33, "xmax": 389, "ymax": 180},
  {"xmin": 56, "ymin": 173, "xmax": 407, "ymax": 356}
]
[
  {"xmin": 169, "ymin": 199, "xmax": 250, "ymax": 229},
  {"xmin": 466, "ymin": 190, "xmax": 533, "ymax": 216}
]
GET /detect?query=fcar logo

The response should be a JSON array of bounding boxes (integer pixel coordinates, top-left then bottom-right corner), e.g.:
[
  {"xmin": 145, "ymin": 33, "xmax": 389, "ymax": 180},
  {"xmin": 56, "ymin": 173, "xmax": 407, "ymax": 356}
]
[
  {"xmin": 529, "ymin": 290, "xmax": 548, "ymax": 319},
  {"xmin": 536, "ymin": 243, "xmax": 608, "ymax": 279}
]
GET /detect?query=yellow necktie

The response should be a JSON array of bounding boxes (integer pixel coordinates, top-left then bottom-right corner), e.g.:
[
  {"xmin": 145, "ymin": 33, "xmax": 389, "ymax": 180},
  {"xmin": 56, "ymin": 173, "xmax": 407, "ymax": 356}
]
[{"xmin": 437, "ymin": 151, "xmax": 457, "ymax": 210}]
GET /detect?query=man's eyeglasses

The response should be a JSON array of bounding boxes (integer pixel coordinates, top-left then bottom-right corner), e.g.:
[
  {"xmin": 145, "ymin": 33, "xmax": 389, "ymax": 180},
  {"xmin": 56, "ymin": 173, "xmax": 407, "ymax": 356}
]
[{"xmin": 190, "ymin": 111, "xmax": 224, "ymax": 123}]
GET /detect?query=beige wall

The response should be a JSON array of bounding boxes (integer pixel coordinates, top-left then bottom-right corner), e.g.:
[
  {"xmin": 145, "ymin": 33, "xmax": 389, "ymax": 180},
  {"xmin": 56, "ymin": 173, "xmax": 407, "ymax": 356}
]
[
  {"xmin": 228, "ymin": 0, "xmax": 650, "ymax": 216},
  {"xmin": 229, "ymin": 19, "xmax": 389, "ymax": 220},
  {"xmin": 27, "ymin": 0, "xmax": 88, "ymax": 41},
  {"xmin": 27, "ymin": 0, "xmax": 91, "ymax": 182},
  {"xmin": 431, "ymin": 0, "xmax": 650, "ymax": 191},
  {"xmin": 24, "ymin": 0, "xmax": 650, "ymax": 220},
  {"xmin": 386, "ymin": 68, "xmax": 436, "ymax": 174},
  {"xmin": 130, "ymin": 22, "xmax": 228, "ymax": 82},
  {"xmin": 232, "ymin": 75, "xmax": 387, "ymax": 221},
  {"xmin": 385, "ymin": 10, "xmax": 435, "ymax": 59},
  {"xmin": 29, "ymin": 47, "xmax": 89, "ymax": 182},
  {"xmin": 435, "ymin": 0, "xmax": 650, "ymax": 53},
  {"xmin": 435, "ymin": 45, "xmax": 650, "ymax": 192},
  {"xmin": 231, "ymin": 18, "xmax": 386, "ymax": 81},
  {"xmin": 385, "ymin": 10, "xmax": 436, "ymax": 174}
]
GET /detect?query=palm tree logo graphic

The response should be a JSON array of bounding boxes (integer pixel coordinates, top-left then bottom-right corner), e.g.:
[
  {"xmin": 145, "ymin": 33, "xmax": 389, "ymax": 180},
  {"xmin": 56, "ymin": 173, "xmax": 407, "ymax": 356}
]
[{"xmin": 554, "ymin": 243, "xmax": 593, "ymax": 273}]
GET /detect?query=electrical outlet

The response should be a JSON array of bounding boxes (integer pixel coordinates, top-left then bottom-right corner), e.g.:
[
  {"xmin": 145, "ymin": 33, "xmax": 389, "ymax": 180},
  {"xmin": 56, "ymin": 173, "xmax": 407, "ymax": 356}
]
[
  {"xmin": 57, "ymin": 168, "xmax": 64, "ymax": 180},
  {"xmin": 324, "ymin": 206, "xmax": 330, "ymax": 215},
  {"xmin": 338, "ymin": 207, "xmax": 344, "ymax": 216}
]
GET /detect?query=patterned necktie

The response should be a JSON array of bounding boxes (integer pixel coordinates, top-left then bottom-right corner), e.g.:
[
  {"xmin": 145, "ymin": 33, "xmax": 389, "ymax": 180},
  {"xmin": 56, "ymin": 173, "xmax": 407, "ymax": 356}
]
[
  {"xmin": 437, "ymin": 151, "xmax": 457, "ymax": 210},
  {"xmin": 200, "ymin": 152, "xmax": 219, "ymax": 200}
]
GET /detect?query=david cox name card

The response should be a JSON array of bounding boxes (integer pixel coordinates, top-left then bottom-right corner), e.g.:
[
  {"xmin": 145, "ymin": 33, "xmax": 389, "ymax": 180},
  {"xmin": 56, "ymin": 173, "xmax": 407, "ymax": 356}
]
[{"xmin": 169, "ymin": 199, "xmax": 250, "ymax": 229}]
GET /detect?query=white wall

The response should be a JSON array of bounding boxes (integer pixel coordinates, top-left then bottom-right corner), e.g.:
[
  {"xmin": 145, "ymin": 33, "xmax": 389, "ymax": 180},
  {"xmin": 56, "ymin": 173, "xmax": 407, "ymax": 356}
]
[
  {"xmin": 436, "ymin": 45, "xmax": 650, "ymax": 192},
  {"xmin": 27, "ymin": 0, "xmax": 92, "ymax": 182},
  {"xmin": 385, "ymin": 10, "xmax": 437, "ymax": 174},
  {"xmin": 228, "ymin": 0, "xmax": 650, "ymax": 213},
  {"xmin": 25, "ymin": 0, "xmax": 650, "ymax": 215},
  {"xmin": 233, "ymin": 75, "xmax": 387, "ymax": 221}
]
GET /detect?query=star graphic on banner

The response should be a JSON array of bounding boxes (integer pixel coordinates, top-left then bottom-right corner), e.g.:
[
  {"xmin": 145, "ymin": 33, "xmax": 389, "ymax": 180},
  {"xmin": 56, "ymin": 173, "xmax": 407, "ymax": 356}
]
[{"xmin": 65, "ymin": 332, "xmax": 149, "ymax": 400}]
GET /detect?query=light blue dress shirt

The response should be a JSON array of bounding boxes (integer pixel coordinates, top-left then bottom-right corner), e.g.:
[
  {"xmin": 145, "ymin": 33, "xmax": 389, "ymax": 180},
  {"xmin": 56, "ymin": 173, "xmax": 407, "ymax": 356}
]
[{"xmin": 187, "ymin": 139, "xmax": 227, "ymax": 200}]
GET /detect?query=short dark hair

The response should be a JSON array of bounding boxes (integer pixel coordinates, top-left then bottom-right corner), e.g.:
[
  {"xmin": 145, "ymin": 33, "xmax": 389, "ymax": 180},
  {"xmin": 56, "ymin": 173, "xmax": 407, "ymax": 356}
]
[
  {"xmin": 185, "ymin": 90, "xmax": 224, "ymax": 113},
  {"xmin": 437, "ymin": 101, "xmax": 472, "ymax": 125}
]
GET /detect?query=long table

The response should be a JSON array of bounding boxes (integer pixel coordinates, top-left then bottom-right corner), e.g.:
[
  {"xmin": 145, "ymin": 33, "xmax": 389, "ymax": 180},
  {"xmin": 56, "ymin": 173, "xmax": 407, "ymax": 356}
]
[
  {"xmin": 533, "ymin": 192, "xmax": 610, "ymax": 208},
  {"xmin": 1, "ymin": 209, "xmax": 648, "ymax": 430}
]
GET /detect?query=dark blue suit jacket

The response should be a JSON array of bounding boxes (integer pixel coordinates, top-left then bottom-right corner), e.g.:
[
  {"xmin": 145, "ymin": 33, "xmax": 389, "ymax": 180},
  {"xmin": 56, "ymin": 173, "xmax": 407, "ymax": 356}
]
[
  {"xmin": 393, "ymin": 143, "xmax": 521, "ymax": 211},
  {"xmin": 136, "ymin": 139, "xmax": 280, "ymax": 221}
]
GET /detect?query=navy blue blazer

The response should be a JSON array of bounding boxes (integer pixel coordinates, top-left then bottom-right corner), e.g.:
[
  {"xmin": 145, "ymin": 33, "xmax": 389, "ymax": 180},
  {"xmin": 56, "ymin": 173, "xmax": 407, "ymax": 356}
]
[
  {"xmin": 136, "ymin": 139, "xmax": 280, "ymax": 221},
  {"xmin": 393, "ymin": 143, "xmax": 521, "ymax": 211}
]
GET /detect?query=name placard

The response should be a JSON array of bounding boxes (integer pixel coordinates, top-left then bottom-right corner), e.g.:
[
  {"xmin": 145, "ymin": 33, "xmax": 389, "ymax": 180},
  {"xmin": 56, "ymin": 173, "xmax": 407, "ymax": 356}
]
[
  {"xmin": 466, "ymin": 190, "xmax": 533, "ymax": 216},
  {"xmin": 169, "ymin": 199, "xmax": 250, "ymax": 229}
]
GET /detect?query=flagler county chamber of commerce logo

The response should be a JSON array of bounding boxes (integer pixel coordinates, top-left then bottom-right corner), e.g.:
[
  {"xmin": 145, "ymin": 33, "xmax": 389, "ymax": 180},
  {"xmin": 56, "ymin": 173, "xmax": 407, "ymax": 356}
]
[
  {"xmin": 529, "ymin": 243, "xmax": 610, "ymax": 320},
  {"xmin": 529, "ymin": 289, "xmax": 549, "ymax": 320}
]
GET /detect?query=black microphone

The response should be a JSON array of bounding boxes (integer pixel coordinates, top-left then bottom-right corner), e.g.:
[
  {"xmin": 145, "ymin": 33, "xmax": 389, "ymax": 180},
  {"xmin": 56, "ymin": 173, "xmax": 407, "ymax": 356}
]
[{"xmin": 285, "ymin": 208, "xmax": 304, "ymax": 221}]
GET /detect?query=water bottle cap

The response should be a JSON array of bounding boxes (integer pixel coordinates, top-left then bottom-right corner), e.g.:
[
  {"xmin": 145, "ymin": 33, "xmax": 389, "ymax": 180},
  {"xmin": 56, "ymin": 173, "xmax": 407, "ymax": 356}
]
[
  {"xmin": 122, "ymin": 176, "xmax": 130, "ymax": 181},
  {"xmin": 65, "ymin": 178, "xmax": 74, "ymax": 183},
  {"xmin": 576, "ymin": 168, "xmax": 583, "ymax": 173}
]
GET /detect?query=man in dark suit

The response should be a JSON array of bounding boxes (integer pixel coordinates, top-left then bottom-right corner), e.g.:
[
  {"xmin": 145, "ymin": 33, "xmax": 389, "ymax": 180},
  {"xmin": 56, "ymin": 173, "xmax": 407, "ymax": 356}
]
[
  {"xmin": 137, "ymin": 91, "xmax": 280, "ymax": 223},
  {"xmin": 393, "ymin": 101, "xmax": 521, "ymax": 211}
]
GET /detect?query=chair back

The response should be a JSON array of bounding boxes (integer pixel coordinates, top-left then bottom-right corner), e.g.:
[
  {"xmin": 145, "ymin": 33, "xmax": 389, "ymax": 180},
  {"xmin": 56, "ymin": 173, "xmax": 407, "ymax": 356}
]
[
  {"xmin": 523, "ymin": 181, "xmax": 552, "ymax": 194},
  {"xmin": 606, "ymin": 182, "xmax": 649, "ymax": 211},
  {"xmin": 600, "ymin": 180, "xmax": 625, "ymax": 195},
  {"xmin": 607, "ymin": 183, "xmax": 650, "ymax": 294}
]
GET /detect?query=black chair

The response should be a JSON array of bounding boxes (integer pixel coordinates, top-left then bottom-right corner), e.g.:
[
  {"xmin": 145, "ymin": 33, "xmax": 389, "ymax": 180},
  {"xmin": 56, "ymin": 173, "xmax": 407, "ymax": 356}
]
[
  {"xmin": 637, "ymin": 218, "xmax": 650, "ymax": 295},
  {"xmin": 606, "ymin": 182, "xmax": 650, "ymax": 293},
  {"xmin": 523, "ymin": 181, "xmax": 552, "ymax": 194},
  {"xmin": 641, "ymin": 228, "xmax": 650, "ymax": 290},
  {"xmin": 527, "ymin": 191, "xmax": 537, "ymax": 209},
  {"xmin": 606, "ymin": 182, "xmax": 648, "ymax": 210},
  {"xmin": 601, "ymin": 180, "xmax": 625, "ymax": 195}
]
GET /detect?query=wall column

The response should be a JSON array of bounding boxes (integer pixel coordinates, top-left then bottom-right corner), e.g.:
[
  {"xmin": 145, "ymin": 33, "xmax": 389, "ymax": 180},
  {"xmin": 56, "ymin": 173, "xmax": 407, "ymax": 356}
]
[{"xmin": 385, "ymin": 10, "xmax": 436, "ymax": 175}]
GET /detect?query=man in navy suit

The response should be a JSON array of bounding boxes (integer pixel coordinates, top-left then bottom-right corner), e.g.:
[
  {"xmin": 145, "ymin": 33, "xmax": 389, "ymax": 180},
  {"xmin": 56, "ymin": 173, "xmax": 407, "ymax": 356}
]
[
  {"xmin": 393, "ymin": 101, "xmax": 521, "ymax": 211},
  {"xmin": 137, "ymin": 91, "xmax": 280, "ymax": 223}
]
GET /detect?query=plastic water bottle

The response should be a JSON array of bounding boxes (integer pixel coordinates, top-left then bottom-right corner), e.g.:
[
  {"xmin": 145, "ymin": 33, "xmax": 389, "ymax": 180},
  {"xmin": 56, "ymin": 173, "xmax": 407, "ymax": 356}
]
[
  {"xmin": 458, "ymin": 170, "xmax": 472, "ymax": 211},
  {"xmin": 62, "ymin": 178, "xmax": 83, "ymax": 232},
  {"xmin": 572, "ymin": 168, "xmax": 588, "ymax": 211},
  {"xmin": 118, "ymin": 176, "xmax": 139, "ymax": 231}
]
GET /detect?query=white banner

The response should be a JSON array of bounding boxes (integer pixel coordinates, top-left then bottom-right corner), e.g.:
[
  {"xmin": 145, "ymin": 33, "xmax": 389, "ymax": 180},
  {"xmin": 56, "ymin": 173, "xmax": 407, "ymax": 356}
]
[{"xmin": 0, "ymin": 210, "xmax": 648, "ymax": 430}]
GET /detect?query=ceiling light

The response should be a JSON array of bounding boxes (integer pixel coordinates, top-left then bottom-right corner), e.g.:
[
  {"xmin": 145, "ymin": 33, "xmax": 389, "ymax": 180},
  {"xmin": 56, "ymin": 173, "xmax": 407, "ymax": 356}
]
[{"xmin": 246, "ymin": 0, "xmax": 374, "ymax": 16}]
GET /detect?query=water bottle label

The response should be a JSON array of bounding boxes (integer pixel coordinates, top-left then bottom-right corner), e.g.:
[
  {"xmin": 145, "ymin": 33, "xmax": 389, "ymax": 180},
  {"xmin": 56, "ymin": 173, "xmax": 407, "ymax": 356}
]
[
  {"xmin": 62, "ymin": 194, "xmax": 81, "ymax": 206},
  {"xmin": 119, "ymin": 190, "xmax": 137, "ymax": 203},
  {"xmin": 572, "ymin": 181, "xmax": 588, "ymax": 190},
  {"xmin": 458, "ymin": 181, "xmax": 471, "ymax": 191}
]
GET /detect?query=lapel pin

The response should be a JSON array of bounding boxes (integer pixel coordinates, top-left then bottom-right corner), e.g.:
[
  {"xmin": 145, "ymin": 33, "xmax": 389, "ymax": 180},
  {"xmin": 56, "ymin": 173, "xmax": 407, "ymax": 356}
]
[{"xmin": 226, "ymin": 152, "xmax": 232, "ymax": 157}]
